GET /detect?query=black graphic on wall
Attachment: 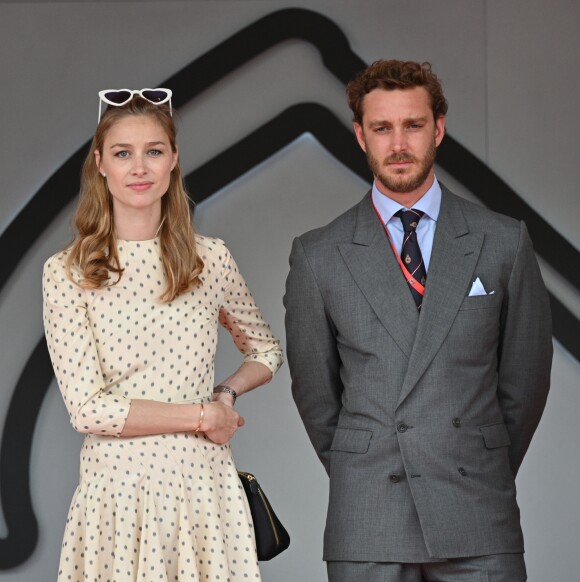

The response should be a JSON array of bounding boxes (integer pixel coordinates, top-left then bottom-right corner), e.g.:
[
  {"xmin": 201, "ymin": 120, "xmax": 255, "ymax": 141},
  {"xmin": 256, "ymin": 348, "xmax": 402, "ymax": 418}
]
[{"xmin": 0, "ymin": 8, "xmax": 578, "ymax": 569}]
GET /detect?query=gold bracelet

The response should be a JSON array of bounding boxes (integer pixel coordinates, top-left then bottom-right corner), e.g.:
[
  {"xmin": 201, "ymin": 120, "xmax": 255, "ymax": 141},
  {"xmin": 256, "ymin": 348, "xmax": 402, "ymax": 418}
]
[{"xmin": 195, "ymin": 403, "xmax": 204, "ymax": 433}]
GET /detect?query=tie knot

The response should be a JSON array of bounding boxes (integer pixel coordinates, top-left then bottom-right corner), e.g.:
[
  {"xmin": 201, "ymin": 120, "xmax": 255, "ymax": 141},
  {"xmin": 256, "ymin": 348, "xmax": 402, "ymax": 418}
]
[{"xmin": 395, "ymin": 209, "xmax": 425, "ymax": 233}]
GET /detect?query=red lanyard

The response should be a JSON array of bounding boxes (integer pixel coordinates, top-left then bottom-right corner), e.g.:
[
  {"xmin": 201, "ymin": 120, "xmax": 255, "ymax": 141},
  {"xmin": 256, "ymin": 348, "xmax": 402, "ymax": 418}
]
[{"xmin": 372, "ymin": 198, "xmax": 425, "ymax": 297}]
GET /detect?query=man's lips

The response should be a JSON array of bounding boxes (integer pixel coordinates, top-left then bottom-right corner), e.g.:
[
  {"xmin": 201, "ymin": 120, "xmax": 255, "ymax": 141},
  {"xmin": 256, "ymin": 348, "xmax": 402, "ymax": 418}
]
[
  {"xmin": 386, "ymin": 156, "xmax": 414, "ymax": 163},
  {"xmin": 127, "ymin": 182, "xmax": 154, "ymax": 192},
  {"xmin": 385, "ymin": 157, "xmax": 414, "ymax": 169}
]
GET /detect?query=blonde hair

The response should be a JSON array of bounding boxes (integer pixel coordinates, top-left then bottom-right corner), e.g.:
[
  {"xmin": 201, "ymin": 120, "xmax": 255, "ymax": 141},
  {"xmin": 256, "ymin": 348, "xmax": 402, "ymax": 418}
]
[{"xmin": 66, "ymin": 97, "xmax": 203, "ymax": 302}]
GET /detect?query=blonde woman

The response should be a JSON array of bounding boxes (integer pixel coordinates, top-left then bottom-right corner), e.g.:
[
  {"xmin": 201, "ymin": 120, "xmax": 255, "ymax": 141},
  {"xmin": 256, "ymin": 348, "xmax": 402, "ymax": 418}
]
[{"xmin": 43, "ymin": 89, "xmax": 283, "ymax": 581}]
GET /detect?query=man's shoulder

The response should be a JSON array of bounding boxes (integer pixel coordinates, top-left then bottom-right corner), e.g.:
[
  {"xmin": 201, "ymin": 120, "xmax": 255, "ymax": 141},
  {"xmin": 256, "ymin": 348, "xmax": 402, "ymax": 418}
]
[
  {"xmin": 296, "ymin": 193, "xmax": 369, "ymax": 250},
  {"xmin": 441, "ymin": 184, "xmax": 521, "ymax": 236}
]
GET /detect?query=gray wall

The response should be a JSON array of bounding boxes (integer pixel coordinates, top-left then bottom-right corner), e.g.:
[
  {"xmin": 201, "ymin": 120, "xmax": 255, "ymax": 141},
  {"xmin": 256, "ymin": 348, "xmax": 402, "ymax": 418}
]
[{"xmin": 0, "ymin": 1, "xmax": 578, "ymax": 581}]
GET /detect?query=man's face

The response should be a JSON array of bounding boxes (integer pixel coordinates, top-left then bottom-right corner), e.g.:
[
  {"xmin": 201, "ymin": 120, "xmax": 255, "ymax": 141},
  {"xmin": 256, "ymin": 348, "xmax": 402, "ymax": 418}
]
[{"xmin": 353, "ymin": 87, "xmax": 445, "ymax": 202}]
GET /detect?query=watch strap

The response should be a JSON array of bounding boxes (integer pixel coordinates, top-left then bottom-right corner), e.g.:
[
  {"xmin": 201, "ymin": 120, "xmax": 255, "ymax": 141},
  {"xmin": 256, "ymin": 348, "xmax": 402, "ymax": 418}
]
[{"xmin": 213, "ymin": 385, "xmax": 237, "ymax": 404}]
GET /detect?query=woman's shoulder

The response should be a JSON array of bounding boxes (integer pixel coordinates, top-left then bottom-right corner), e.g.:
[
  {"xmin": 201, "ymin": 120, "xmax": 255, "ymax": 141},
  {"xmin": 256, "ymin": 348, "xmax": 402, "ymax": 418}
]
[
  {"xmin": 195, "ymin": 234, "xmax": 232, "ymax": 260},
  {"xmin": 43, "ymin": 248, "xmax": 68, "ymax": 274},
  {"xmin": 43, "ymin": 247, "xmax": 81, "ymax": 286}
]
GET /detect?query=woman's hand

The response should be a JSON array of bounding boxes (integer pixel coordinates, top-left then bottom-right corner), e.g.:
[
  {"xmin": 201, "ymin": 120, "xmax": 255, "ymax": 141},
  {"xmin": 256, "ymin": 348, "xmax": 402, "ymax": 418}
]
[{"xmin": 201, "ymin": 401, "xmax": 245, "ymax": 444}]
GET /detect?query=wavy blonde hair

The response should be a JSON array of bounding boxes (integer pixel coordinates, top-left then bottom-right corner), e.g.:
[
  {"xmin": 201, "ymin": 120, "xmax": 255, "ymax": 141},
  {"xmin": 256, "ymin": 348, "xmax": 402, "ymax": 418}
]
[{"xmin": 66, "ymin": 96, "xmax": 203, "ymax": 302}]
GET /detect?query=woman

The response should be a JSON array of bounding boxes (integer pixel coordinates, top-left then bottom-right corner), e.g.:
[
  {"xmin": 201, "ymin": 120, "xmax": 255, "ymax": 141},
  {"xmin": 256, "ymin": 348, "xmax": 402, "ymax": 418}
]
[{"xmin": 43, "ymin": 89, "xmax": 283, "ymax": 581}]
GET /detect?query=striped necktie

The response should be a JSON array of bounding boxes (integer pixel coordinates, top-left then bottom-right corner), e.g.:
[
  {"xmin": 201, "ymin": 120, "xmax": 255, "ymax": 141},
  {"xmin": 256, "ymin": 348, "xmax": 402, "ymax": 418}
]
[{"xmin": 394, "ymin": 209, "xmax": 427, "ymax": 309}]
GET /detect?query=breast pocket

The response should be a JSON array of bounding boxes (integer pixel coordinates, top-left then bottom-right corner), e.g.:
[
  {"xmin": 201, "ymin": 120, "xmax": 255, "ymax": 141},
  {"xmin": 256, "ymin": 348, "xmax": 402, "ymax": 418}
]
[
  {"xmin": 459, "ymin": 290, "xmax": 504, "ymax": 311},
  {"xmin": 447, "ymin": 291, "xmax": 503, "ymax": 364}
]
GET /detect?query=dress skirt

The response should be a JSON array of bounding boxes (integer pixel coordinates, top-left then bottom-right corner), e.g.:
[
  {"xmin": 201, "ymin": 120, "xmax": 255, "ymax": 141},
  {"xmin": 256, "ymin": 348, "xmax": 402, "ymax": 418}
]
[{"xmin": 58, "ymin": 432, "xmax": 261, "ymax": 582}]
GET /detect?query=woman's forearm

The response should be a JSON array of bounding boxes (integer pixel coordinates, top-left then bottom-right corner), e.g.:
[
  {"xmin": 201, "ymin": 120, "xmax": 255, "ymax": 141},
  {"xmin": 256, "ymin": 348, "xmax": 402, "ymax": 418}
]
[
  {"xmin": 120, "ymin": 398, "xmax": 243, "ymax": 443},
  {"xmin": 213, "ymin": 361, "xmax": 274, "ymax": 405}
]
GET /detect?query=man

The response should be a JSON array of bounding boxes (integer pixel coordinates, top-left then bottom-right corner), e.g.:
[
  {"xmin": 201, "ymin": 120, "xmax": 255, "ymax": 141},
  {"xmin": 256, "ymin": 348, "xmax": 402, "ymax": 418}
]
[{"xmin": 284, "ymin": 60, "xmax": 552, "ymax": 582}]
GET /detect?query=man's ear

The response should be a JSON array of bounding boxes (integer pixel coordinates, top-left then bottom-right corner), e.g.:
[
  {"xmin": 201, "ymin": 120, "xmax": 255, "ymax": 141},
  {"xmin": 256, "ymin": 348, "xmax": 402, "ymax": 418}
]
[
  {"xmin": 435, "ymin": 115, "xmax": 446, "ymax": 147},
  {"xmin": 353, "ymin": 122, "xmax": 367, "ymax": 153}
]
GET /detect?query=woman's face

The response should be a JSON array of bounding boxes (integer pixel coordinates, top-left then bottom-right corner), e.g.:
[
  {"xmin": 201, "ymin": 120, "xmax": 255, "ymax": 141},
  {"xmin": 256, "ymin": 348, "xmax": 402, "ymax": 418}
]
[{"xmin": 94, "ymin": 115, "xmax": 178, "ymax": 218}]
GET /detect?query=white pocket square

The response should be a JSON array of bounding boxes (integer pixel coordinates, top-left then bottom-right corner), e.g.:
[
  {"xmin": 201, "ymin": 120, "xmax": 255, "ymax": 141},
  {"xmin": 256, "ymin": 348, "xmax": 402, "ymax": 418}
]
[{"xmin": 468, "ymin": 277, "xmax": 495, "ymax": 297}]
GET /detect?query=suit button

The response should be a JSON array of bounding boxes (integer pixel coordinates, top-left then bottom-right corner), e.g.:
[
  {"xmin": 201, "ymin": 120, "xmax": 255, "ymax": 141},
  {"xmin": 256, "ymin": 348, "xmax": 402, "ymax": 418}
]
[
  {"xmin": 389, "ymin": 474, "xmax": 400, "ymax": 483},
  {"xmin": 452, "ymin": 418, "xmax": 461, "ymax": 428},
  {"xmin": 397, "ymin": 423, "xmax": 408, "ymax": 433},
  {"xmin": 458, "ymin": 467, "xmax": 467, "ymax": 476}
]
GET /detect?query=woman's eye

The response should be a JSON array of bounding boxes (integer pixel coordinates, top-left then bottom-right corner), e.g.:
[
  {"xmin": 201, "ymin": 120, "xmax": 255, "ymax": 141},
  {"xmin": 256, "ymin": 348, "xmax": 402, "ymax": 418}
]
[
  {"xmin": 115, "ymin": 150, "xmax": 130, "ymax": 158},
  {"xmin": 148, "ymin": 149, "xmax": 162, "ymax": 156}
]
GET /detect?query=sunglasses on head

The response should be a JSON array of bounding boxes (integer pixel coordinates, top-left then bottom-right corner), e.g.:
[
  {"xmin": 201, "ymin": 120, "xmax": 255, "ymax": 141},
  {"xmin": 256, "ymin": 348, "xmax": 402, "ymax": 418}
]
[{"xmin": 98, "ymin": 88, "xmax": 172, "ymax": 123}]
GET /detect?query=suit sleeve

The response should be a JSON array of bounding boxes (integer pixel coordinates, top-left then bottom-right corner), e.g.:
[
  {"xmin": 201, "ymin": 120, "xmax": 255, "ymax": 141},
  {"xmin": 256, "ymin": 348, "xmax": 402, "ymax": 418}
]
[
  {"xmin": 497, "ymin": 221, "xmax": 552, "ymax": 475},
  {"xmin": 284, "ymin": 237, "xmax": 343, "ymax": 475}
]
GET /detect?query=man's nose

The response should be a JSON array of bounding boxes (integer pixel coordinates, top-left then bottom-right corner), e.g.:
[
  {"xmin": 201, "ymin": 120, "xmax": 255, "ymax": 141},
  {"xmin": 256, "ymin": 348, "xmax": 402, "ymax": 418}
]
[{"xmin": 391, "ymin": 128, "xmax": 408, "ymax": 152}]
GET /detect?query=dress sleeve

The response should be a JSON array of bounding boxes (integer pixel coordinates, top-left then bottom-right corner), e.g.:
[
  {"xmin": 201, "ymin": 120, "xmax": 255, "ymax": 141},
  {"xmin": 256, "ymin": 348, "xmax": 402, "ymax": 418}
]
[
  {"xmin": 42, "ymin": 253, "xmax": 131, "ymax": 435},
  {"xmin": 218, "ymin": 245, "xmax": 283, "ymax": 376}
]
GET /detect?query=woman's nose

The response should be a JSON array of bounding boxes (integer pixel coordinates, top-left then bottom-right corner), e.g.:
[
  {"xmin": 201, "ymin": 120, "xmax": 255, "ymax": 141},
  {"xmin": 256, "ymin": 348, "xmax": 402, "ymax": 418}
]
[{"xmin": 131, "ymin": 155, "xmax": 148, "ymax": 175}]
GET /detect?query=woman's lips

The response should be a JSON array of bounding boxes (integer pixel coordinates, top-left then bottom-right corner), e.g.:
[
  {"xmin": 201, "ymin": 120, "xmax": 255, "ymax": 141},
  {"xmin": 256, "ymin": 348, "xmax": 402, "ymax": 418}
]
[{"xmin": 127, "ymin": 182, "xmax": 153, "ymax": 192}]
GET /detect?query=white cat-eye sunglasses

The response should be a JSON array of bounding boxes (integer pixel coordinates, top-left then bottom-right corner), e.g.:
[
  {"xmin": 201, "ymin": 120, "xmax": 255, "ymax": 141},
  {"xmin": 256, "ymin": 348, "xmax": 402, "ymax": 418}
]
[{"xmin": 98, "ymin": 88, "xmax": 172, "ymax": 123}]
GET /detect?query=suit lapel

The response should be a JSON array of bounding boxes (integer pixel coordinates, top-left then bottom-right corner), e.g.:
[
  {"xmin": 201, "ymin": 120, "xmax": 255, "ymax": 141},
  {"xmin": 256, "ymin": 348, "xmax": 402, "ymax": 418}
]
[
  {"xmin": 339, "ymin": 194, "xmax": 418, "ymax": 359},
  {"xmin": 396, "ymin": 188, "xmax": 484, "ymax": 408}
]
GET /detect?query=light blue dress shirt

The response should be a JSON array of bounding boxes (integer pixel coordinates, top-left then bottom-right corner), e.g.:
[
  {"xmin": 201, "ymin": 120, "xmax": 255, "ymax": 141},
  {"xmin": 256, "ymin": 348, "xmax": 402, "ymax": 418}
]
[{"xmin": 371, "ymin": 179, "xmax": 441, "ymax": 272}]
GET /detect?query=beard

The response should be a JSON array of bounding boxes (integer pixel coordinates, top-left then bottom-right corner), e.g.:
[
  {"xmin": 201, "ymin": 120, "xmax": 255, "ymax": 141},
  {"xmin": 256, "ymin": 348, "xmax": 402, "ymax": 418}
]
[{"xmin": 366, "ymin": 139, "xmax": 437, "ymax": 194}]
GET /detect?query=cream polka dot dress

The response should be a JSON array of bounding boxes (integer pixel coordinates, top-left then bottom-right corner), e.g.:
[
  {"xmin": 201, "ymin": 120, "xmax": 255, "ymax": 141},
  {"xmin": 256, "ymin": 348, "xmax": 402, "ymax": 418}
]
[{"xmin": 42, "ymin": 235, "xmax": 283, "ymax": 582}]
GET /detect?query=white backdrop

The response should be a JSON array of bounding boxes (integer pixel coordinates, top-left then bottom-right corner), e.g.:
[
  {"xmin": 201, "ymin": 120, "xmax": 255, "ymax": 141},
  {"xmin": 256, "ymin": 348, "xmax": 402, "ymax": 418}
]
[{"xmin": 0, "ymin": 2, "xmax": 578, "ymax": 581}]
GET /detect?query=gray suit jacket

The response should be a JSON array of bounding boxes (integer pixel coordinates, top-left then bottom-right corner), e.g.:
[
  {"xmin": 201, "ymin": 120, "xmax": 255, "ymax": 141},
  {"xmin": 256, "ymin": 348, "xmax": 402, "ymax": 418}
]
[{"xmin": 284, "ymin": 185, "xmax": 552, "ymax": 562}]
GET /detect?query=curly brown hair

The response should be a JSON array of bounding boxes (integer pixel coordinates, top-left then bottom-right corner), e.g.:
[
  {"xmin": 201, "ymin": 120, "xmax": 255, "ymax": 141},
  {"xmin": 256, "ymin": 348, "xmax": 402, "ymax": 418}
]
[
  {"xmin": 66, "ymin": 96, "xmax": 203, "ymax": 302},
  {"xmin": 346, "ymin": 60, "xmax": 448, "ymax": 124}
]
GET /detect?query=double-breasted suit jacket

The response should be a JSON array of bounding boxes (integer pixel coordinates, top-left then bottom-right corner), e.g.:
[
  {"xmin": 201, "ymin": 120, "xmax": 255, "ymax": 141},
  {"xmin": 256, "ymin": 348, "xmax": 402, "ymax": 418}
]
[{"xmin": 284, "ymin": 184, "xmax": 552, "ymax": 562}]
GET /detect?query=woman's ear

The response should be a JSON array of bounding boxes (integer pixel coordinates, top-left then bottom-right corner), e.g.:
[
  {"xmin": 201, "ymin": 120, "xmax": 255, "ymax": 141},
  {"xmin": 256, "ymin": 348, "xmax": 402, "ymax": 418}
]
[{"xmin": 94, "ymin": 149, "xmax": 104, "ymax": 175}]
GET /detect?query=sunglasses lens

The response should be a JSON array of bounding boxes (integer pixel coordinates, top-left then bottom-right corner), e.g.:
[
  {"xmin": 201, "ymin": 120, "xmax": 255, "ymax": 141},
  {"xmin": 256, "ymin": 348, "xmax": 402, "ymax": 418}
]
[
  {"xmin": 142, "ymin": 90, "xmax": 169, "ymax": 103},
  {"xmin": 103, "ymin": 90, "xmax": 133, "ymax": 104}
]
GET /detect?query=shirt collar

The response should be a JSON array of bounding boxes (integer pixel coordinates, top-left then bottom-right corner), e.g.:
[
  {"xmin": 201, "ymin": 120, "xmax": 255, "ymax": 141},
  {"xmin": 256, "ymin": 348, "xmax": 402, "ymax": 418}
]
[{"xmin": 371, "ymin": 177, "xmax": 442, "ymax": 224}]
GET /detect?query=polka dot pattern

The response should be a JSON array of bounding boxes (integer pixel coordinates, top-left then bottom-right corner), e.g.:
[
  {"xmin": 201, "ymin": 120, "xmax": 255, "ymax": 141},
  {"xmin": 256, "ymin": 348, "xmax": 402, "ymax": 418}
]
[{"xmin": 42, "ymin": 236, "xmax": 283, "ymax": 581}]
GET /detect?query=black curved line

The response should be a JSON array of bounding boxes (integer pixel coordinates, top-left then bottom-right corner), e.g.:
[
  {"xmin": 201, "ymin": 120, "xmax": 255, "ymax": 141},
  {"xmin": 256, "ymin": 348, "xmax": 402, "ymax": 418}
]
[
  {"xmin": 0, "ymin": 145, "xmax": 90, "ymax": 295},
  {"xmin": 165, "ymin": 8, "xmax": 363, "ymax": 109},
  {"xmin": 2, "ymin": 102, "xmax": 579, "ymax": 569},
  {"xmin": 183, "ymin": 102, "xmax": 579, "ymax": 362},
  {"xmin": 184, "ymin": 103, "xmax": 370, "ymax": 202},
  {"xmin": 0, "ymin": 8, "xmax": 577, "ymax": 295},
  {"xmin": 1, "ymin": 7, "xmax": 578, "ymax": 570},
  {"xmin": 0, "ymin": 339, "xmax": 53, "ymax": 568},
  {"xmin": 550, "ymin": 295, "xmax": 578, "ymax": 359},
  {"xmin": 436, "ymin": 137, "xmax": 579, "ymax": 289}
]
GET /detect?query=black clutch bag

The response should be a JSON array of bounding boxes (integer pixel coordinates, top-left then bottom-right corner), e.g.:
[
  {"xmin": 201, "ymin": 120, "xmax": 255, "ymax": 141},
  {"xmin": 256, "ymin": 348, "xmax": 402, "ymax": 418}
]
[{"xmin": 238, "ymin": 471, "xmax": 290, "ymax": 561}]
